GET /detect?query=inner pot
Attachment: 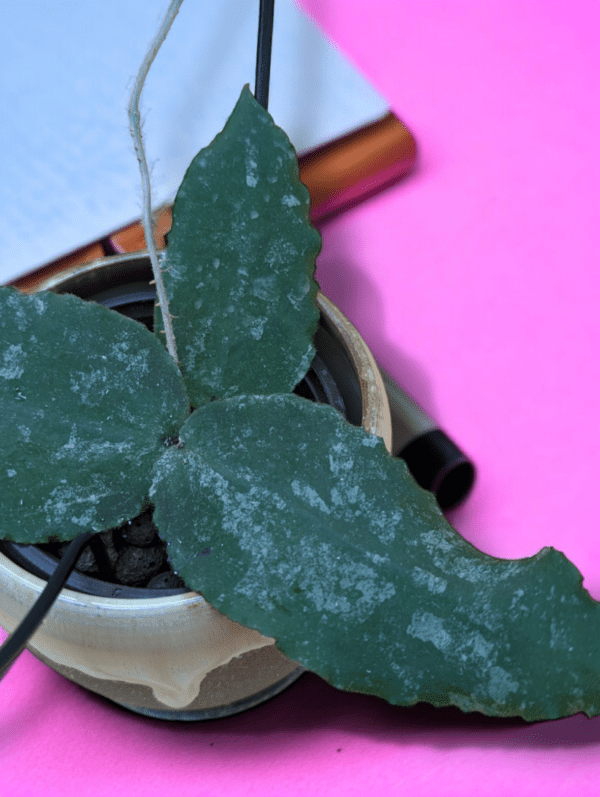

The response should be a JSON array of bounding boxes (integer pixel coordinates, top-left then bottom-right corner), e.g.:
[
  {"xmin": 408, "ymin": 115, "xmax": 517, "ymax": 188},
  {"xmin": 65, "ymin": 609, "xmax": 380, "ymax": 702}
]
[{"xmin": 0, "ymin": 252, "xmax": 393, "ymax": 720}]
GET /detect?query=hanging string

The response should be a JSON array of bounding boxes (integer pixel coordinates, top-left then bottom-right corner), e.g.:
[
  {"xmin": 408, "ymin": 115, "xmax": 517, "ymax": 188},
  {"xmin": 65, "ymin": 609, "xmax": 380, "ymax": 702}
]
[
  {"xmin": 128, "ymin": 0, "xmax": 185, "ymax": 364},
  {"xmin": 255, "ymin": 0, "xmax": 275, "ymax": 110}
]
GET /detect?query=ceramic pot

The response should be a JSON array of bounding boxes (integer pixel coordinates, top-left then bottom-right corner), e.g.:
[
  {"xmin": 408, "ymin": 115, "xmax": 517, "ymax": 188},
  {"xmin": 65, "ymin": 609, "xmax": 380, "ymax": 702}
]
[{"xmin": 0, "ymin": 252, "xmax": 392, "ymax": 720}]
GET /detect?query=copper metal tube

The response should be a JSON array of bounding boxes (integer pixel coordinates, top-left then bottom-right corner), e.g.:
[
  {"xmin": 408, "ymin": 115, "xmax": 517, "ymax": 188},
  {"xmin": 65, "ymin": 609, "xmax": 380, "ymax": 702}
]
[{"xmin": 10, "ymin": 112, "xmax": 417, "ymax": 293}]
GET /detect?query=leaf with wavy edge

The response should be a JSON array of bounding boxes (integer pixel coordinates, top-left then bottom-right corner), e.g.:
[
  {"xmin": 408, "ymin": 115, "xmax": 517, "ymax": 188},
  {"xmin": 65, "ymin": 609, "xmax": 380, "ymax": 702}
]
[
  {"xmin": 157, "ymin": 86, "xmax": 321, "ymax": 406},
  {"xmin": 151, "ymin": 393, "xmax": 600, "ymax": 721},
  {"xmin": 0, "ymin": 287, "xmax": 189, "ymax": 542}
]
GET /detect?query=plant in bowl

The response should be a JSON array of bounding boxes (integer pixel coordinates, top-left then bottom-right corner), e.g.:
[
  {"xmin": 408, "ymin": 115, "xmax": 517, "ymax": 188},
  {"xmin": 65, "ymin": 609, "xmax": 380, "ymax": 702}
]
[{"xmin": 2, "ymin": 1, "xmax": 600, "ymax": 725}]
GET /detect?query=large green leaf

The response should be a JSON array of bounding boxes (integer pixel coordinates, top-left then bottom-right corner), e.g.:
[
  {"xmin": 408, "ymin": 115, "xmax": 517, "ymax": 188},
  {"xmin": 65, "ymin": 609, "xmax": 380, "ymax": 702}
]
[
  {"xmin": 151, "ymin": 394, "xmax": 600, "ymax": 721},
  {"xmin": 157, "ymin": 86, "xmax": 321, "ymax": 406},
  {"xmin": 0, "ymin": 288, "xmax": 189, "ymax": 542}
]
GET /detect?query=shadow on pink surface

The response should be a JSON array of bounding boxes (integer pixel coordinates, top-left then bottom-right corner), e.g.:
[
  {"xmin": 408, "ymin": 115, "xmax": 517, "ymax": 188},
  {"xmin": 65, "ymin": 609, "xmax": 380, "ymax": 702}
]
[
  {"xmin": 86, "ymin": 673, "xmax": 600, "ymax": 755},
  {"xmin": 316, "ymin": 204, "xmax": 440, "ymax": 424},
  {"xmin": 70, "ymin": 670, "xmax": 600, "ymax": 752},
  {"xmin": 2, "ymin": 652, "xmax": 599, "ymax": 777}
]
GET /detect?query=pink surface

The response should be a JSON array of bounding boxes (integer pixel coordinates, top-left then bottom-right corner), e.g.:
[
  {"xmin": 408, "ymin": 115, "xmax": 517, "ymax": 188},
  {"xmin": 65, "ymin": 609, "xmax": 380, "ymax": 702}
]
[{"xmin": 2, "ymin": 1, "xmax": 600, "ymax": 794}]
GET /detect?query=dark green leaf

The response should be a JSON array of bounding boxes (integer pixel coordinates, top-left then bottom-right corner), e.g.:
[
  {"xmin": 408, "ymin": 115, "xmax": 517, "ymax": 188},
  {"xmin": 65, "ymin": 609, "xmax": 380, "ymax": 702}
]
[
  {"xmin": 157, "ymin": 86, "xmax": 321, "ymax": 406},
  {"xmin": 151, "ymin": 394, "xmax": 600, "ymax": 721},
  {"xmin": 0, "ymin": 288, "xmax": 189, "ymax": 542}
]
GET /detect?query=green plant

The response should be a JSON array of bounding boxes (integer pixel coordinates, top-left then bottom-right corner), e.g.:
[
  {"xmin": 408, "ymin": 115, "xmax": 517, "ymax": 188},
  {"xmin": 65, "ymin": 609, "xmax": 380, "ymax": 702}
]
[{"xmin": 2, "ymin": 87, "xmax": 600, "ymax": 723}]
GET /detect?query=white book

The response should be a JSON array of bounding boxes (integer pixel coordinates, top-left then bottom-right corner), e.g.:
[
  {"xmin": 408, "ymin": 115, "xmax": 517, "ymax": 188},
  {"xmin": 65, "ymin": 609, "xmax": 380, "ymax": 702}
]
[{"xmin": 0, "ymin": 0, "xmax": 388, "ymax": 283}]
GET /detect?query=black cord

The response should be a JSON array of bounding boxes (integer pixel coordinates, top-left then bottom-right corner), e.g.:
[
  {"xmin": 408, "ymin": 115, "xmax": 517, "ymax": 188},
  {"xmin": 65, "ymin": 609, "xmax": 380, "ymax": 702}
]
[
  {"xmin": 254, "ymin": 0, "xmax": 275, "ymax": 110},
  {"xmin": 0, "ymin": 530, "xmax": 94, "ymax": 680}
]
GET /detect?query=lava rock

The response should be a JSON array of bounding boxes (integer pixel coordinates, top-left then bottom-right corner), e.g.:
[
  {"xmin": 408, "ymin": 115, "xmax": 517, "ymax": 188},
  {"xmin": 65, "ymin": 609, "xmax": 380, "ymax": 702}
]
[
  {"xmin": 54, "ymin": 540, "xmax": 99, "ymax": 575},
  {"xmin": 114, "ymin": 545, "xmax": 166, "ymax": 587},
  {"xmin": 35, "ymin": 510, "xmax": 189, "ymax": 591},
  {"xmin": 99, "ymin": 529, "xmax": 119, "ymax": 568},
  {"xmin": 75, "ymin": 545, "xmax": 100, "ymax": 576},
  {"xmin": 146, "ymin": 571, "xmax": 188, "ymax": 590},
  {"xmin": 117, "ymin": 508, "xmax": 159, "ymax": 548}
]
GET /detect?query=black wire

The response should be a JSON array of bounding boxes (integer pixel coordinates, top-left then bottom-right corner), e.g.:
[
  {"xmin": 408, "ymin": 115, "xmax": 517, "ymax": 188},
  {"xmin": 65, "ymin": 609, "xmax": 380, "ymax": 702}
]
[
  {"xmin": 254, "ymin": 0, "xmax": 275, "ymax": 110},
  {"xmin": 0, "ymin": 530, "xmax": 94, "ymax": 680}
]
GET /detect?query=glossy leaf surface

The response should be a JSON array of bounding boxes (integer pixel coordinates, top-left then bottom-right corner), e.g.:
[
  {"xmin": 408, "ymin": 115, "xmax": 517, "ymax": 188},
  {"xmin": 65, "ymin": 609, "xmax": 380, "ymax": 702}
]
[
  {"xmin": 151, "ymin": 394, "xmax": 600, "ymax": 721},
  {"xmin": 158, "ymin": 86, "xmax": 321, "ymax": 406},
  {"xmin": 0, "ymin": 288, "xmax": 189, "ymax": 542}
]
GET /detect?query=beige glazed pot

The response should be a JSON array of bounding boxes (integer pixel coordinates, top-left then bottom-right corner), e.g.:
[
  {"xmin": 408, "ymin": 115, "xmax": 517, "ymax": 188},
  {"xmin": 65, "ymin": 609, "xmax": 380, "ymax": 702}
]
[{"xmin": 0, "ymin": 252, "xmax": 393, "ymax": 720}]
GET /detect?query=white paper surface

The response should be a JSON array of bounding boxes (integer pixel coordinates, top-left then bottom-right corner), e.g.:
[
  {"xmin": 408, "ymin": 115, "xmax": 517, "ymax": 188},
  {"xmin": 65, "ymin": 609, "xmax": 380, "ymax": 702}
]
[{"xmin": 0, "ymin": 0, "xmax": 388, "ymax": 283}]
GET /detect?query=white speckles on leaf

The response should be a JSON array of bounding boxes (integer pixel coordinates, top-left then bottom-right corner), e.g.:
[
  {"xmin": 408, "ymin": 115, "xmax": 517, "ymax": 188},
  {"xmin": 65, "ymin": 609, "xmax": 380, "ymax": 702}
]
[
  {"xmin": 361, "ymin": 434, "xmax": 380, "ymax": 448},
  {"xmin": 509, "ymin": 588, "xmax": 530, "ymax": 616},
  {"xmin": 69, "ymin": 369, "xmax": 109, "ymax": 405},
  {"xmin": 291, "ymin": 480, "xmax": 330, "ymax": 514},
  {"xmin": 419, "ymin": 529, "xmax": 455, "ymax": 570},
  {"xmin": 286, "ymin": 276, "xmax": 310, "ymax": 310},
  {"xmin": 50, "ymin": 428, "xmax": 133, "ymax": 464},
  {"xmin": 251, "ymin": 276, "xmax": 277, "ymax": 301},
  {"xmin": 245, "ymin": 155, "xmax": 258, "ymax": 187},
  {"xmin": 412, "ymin": 566, "xmax": 447, "ymax": 594},
  {"xmin": 452, "ymin": 556, "xmax": 521, "ymax": 585},
  {"xmin": 0, "ymin": 344, "xmax": 25, "ymax": 380},
  {"xmin": 283, "ymin": 540, "xmax": 395, "ymax": 621},
  {"xmin": 407, "ymin": 610, "xmax": 452, "ymax": 652},
  {"xmin": 248, "ymin": 317, "xmax": 267, "ymax": 341},
  {"xmin": 264, "ymin": 239, "xmax": 299, "ymax": 269},
  {"xmin": 43, "ymin": 483, "xmax": 107, "ymax": 527},
  {"xmin": 3, "ymin": 293, "xmax": 29, "ymax": 331},
  {"xmin": 466, "ymin": 632, "xmax": 495, "ymax": 661},
  {"xmin": 281, "ymin": 194, "xmax": 301, "ymax": 207},
  {"xmin": 366, "ymin": 551, "xmax": 390, "ymax": 566},
  {"xmin": 328, "ymin": 442, "xmax": 354, "ymax": 475},
  {"xmin": 487, "ymin": 666, "xmax": 519, "ymax": 703},
  {"xmin": 550, "ymin": 619, "xmax": 568, "ymax": 650},
  {"xmin": 108, "ymin": 342, "xmax": 150, "ymax": 376},
  {"xmin": 32, "ymin": 294, "xmax": 46, "ymax": 315}
]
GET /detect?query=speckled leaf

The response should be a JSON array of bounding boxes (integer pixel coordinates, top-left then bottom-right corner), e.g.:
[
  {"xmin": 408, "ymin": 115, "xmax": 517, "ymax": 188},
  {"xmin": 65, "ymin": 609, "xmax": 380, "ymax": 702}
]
[
  {"xmin": 157, "ymin": 86, "xmax": 321, "ymax": 406},
  {"xmin": 151, "ymin": 394, "xmax": 600, "ymax": 721},
  {"xmin": 0, "ymin": 287, "xmax": 189, "ymax": 542}
]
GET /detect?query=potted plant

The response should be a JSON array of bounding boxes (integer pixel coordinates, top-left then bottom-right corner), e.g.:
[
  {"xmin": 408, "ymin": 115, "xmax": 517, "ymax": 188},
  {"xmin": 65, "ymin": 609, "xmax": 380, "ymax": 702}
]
[
  {"xmin": 2, "ymin": 1, "xmax": 600, "ymax": 725},
  {"xmin": 0, "ymin": 236, "xmax": 393, "ymax": 720},
  {"xmin": 0, "ymin": 49, "xmax": 394, "ymax": 717}
]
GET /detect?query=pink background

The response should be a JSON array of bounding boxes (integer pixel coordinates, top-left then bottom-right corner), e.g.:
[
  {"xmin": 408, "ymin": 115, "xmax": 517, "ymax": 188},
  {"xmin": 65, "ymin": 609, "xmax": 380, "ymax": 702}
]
[{"xmin": 2, "ymin": 1, "xmax": 600, "ymax": 794}]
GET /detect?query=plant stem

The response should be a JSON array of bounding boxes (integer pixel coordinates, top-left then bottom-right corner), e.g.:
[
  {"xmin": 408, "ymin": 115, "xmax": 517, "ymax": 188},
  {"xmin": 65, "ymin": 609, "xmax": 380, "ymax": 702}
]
[{"xmin": 128, "ymin": 0, "xmax": 185, "ymax": 364}]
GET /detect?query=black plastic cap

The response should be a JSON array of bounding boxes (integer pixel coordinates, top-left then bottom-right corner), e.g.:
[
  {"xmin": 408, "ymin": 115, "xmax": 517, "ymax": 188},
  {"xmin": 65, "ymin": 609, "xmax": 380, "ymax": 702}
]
[{"xmin": 398, "ymin": 429, "xmax": 476, "ymax": 510}]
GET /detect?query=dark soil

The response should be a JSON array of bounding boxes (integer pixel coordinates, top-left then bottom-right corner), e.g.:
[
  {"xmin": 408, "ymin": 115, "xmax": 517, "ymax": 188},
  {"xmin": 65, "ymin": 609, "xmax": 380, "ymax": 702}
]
[{"xmin": 39, "ymin": 508, "xmax": 188, "ymax": 590}]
